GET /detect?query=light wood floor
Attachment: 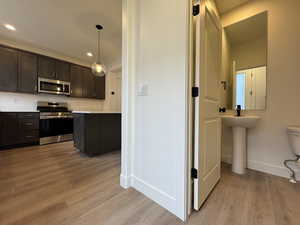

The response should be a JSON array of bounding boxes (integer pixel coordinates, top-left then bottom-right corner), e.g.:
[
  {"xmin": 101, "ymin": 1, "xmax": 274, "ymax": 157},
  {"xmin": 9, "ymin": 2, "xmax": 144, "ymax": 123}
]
[{"xmin": 0, "ymin": 142, "xmax": 299, "ymax": 225}]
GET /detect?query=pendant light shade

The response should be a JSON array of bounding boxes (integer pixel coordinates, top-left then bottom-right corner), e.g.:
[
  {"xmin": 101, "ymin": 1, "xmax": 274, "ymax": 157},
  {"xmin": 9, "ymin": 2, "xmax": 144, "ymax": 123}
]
[
  {"xmin": 92, "ymin": 24, "xmax": 106, "ymax": 77},
  {"xmin": 92, "ymin": 62, "xmax": 106, "ymax": 75}
]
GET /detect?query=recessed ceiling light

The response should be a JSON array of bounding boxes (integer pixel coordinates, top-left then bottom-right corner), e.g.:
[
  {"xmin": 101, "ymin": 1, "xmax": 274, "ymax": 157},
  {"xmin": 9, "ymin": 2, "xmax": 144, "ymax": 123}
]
[
  {"xmin": 87, "ymin": 52, "xmax": 93, "ymax": 57},
  {"xmin": 4, "ymin": 24, "xmax": 16, "ymax": 31}
]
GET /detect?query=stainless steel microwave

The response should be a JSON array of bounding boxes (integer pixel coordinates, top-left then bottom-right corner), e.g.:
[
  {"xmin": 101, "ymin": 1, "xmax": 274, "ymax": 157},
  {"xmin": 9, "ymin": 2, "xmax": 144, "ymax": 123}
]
[{"xmin": 38, "ymin": 78, "xmax": 71, "ymax": 96}]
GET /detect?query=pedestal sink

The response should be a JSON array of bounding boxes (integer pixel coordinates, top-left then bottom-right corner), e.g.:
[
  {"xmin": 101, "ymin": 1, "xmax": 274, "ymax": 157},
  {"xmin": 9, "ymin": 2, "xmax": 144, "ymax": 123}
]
[{"xmin": 222, "ymin": 115, "xmax": 260, "ymax": 174}]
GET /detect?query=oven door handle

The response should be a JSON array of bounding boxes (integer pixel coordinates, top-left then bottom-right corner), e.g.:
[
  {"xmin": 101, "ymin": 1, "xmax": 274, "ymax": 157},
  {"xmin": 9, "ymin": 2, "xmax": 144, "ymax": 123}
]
[{"xmin": 40, "ymin": 116, "xmax": 74, "ymax": 120}]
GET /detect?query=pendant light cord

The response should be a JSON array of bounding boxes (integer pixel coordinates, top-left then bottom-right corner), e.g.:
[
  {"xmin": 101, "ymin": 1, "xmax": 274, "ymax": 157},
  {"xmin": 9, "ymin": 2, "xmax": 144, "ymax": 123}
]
[{"xmin": 97, "ymin": 29, "xmax": 101, "ymax": 64}]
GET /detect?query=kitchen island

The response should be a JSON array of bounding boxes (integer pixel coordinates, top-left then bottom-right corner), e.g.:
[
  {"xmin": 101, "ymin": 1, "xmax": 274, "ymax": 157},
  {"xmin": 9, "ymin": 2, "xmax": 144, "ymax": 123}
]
[{"xmin": 73, "ymin": 111, "xmax": 121, "ymax": 156}]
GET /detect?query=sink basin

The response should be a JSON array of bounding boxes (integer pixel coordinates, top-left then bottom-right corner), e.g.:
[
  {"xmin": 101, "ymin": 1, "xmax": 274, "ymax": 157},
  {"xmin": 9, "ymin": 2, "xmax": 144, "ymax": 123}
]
[
  {"xmin": 221, "ymin": 115, "xmax": 260, "ymax": 175},
  {"xmin": 222, "ymin": 115, "xmax": 260, "ymax": 128}
]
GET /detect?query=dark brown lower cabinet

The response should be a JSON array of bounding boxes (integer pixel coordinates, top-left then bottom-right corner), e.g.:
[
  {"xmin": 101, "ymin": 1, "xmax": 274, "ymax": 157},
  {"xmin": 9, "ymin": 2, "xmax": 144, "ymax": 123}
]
[
  {"xmin": 73, "ymin": 113, "xmax": 121, "ymax": 156},
  {"xmin": 0, "ymin": 113, "xmax": 19, "ymax": 146},
  {"xmin": 0, "ymin": 112, "xmax": 39, "ymax": 149}
]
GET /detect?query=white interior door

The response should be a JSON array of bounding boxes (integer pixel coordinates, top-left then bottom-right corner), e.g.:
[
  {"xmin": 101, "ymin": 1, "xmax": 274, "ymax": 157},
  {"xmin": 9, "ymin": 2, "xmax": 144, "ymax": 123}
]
[
  {"xmin": 194, "ymin": 1, "xmax": 222, "ymax": 210},
  {"xmin": 245, "ymin": 69, "xmax": 254, "ymax": 109},
  {"xmin": 253, "ymin": 66, "xmax": 267, "ymax": 110}
]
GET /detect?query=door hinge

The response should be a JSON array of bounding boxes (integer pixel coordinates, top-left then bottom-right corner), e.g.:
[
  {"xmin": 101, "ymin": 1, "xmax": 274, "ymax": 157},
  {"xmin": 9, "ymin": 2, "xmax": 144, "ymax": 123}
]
[
  {"xmin": 192, "ymin": 87, "xmax": 199, "ymax": 97},
  {"xmin": 193, "ymin": 5, "xmax": 200, "ymax": 16},
  {"xmin": 191, "ymin": 168, "xmax": 198, "ymax": 179}
]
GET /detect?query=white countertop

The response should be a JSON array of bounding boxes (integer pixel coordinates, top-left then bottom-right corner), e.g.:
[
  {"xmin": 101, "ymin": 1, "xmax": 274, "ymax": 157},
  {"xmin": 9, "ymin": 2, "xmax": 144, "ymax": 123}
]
[{"xmin": 72, "ymin": 111, "xmax": 121, "ymax": 114}]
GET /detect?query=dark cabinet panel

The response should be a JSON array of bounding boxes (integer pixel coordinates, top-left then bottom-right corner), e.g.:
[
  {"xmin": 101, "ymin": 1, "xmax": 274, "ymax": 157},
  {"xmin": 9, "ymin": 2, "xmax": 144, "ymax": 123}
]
[
  {"xmin": 38, "ymin": 56, "xmax": 56, "ymax": 79},
  {"xmin": 0, "ymin": 46, "xmax": 18, "ymax": 92},
  {"xmin": 19, "ymin": 118, "xmax": 39, "ymax": 130},
  {"xmin": 18, "ymin": 52, "xmax": 38, "ymax": 93},
  {"xmin": 95, "ymin": 76, "xmax": 106, "ymax": 99},
  {"xmin": 83, "ymin": 68, "xmax": 96, "ymax": 98},
  {"xmin": 19, "ymin": 130, "xmax": 39, "ymax": 144},
  {"xmin": 0, "ymin": 113, "xmax": 19, "ymax": 146},
  {"xmin": 70, "ymin": 65, "xmax": 83, "ymax": 97},
  {"xmin": 0, "ymin": 112, "xmax": 39, "ymax": 148},
  {"xmin": 18, "ymin": 113, "xmax": 39, "ymax": 119},
  {"xmin": 73, "ymin": 114, "xmax": 85, "ymax": 151},
  {"xmin": 56, "ymin": 60, "xmax": 70, "ymax": 82},
  {"xmin": 73, "ymin": 113, "xmax": 121, "ymax": 156}
]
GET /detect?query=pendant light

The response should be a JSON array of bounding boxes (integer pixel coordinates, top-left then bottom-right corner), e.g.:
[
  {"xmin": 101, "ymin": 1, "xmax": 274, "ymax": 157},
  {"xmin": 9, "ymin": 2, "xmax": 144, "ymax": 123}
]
[{"xmin": 92, "ymin": 24, "xmax": 106, "ymax": 77}]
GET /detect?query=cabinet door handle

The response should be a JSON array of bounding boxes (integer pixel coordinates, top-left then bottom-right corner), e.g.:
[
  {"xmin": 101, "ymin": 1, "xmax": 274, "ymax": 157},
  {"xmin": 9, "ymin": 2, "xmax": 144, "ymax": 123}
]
[
  {"xmin": 25, "ymin": 123, "xmax": 33, "ymax": 126},
  {"xmin": 25, "ymin": 136, "xmax": 34, "ymax": 138}
]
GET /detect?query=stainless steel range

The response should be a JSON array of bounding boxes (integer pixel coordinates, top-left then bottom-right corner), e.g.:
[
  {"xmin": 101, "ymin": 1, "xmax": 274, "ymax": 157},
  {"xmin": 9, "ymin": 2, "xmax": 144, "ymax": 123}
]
[{"xmin": 37, "ymin": 101, "xmax": 73, "ymax": 145}]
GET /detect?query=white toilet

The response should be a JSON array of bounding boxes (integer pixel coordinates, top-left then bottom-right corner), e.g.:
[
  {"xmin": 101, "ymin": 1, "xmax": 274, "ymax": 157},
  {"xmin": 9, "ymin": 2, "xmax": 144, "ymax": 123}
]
[
  {"xmin": 287, "ymin": 126, "xmax": 300, "ymax": 157},
  {"xmin": 285, "ymin": 126, "xmax": 300, "ymax": 183}
]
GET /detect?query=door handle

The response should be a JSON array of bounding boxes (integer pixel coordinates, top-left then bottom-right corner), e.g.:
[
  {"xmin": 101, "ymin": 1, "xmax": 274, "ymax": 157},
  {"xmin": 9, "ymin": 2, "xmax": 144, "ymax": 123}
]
[{"xmin": 219, "ymin": 107, "xmax": 226, "ymax": 113}]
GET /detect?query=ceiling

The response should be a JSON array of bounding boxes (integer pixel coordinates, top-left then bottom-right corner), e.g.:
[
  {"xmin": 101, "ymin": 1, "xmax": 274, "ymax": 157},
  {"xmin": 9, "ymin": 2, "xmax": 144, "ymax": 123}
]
[
  {"xmin": 215, "ymin": 0, "xmax": 251, "ymax": 14},
  {"xmin": 0, "ymin": 0, "xmax": 122, "ymax": 67},
  {"xmin": 225, "ymin": 12, "xmax": 267, "ymax": 46}
]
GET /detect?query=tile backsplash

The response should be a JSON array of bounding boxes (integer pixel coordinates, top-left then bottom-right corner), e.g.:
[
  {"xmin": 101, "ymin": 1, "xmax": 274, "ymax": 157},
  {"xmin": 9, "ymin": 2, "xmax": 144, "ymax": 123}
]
[{"xmin": 0, "ymin": 92, "xmax": 105, "ymax": 111}]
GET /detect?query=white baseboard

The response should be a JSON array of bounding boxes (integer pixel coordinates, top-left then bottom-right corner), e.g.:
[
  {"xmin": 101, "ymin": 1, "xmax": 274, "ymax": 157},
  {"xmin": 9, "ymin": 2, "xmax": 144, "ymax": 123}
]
[
  {"xmin": 120, "ymin": 174, "xmax": 132, "ymax": 189},
  {"xmin": 221, "ymin": 155, "xmax": 300, "ymax": 181},
  {"xmin": 247, "ymin": 160, "xmax": 300, "ymax": 181},
  {"xmin": 221, "ymin": 155, "xmax": 232, "ymax": 164},
  {"xmin": 131, "ymin": 175, "xmax": 177, "ymax": 216}
]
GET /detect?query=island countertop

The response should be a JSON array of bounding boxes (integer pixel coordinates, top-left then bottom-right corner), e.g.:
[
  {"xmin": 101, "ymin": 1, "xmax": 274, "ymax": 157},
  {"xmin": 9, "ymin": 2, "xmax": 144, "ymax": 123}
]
[{"xmin": 72, "ymin": 111, "xmax": 121, "ymax": 114}]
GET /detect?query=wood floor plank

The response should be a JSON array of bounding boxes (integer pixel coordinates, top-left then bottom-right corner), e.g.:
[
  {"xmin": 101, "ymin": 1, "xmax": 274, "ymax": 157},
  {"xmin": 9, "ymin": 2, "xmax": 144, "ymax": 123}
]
[{"xmin": 0, "ymin": 142, "xmax": 299, "ymax": 225}]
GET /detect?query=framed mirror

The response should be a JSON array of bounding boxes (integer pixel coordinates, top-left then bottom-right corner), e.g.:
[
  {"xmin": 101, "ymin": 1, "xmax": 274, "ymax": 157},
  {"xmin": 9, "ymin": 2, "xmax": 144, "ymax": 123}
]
[{"xmin": 221, "ymin": 11, "xmax": 268, "ymax": 110}]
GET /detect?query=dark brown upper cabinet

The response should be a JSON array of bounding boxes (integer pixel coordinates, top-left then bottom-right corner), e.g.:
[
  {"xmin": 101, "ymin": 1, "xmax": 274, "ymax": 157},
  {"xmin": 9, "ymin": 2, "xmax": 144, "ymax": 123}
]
[
  {"xmin": 71, "ymin": 65, "xmax": 105, "ymax": 99},
  {"xmin": 83, "ymin": 68, "xmax": 96, "ymax": 98},
  {"xmin": 18, "ymin": 51, "xmax": 38, "ymax": 94},
  {"xmin": 56, "ymin": 60, "xmax": 70, "ymax": 81},
  {"xmin": 0, "ymin": 46, "xmax": 18, "ymax": 92},
  {"xmin": 70, "ymin": 64, "xmax": 83, "ymax": 97},
  {"xmin": 38, "ymin": 56, "xmax": 70, "ymax": 82},
  {"xmin": 38, "ymin": 56, "xmax": 56, "ymax": 80},
  {"xmin": 95, "ymin": 76, "xmax": 105, "ymax": 99},
  {"xmin": 0, "ymin": 44, "xmax": 104, "ymax": 99}
]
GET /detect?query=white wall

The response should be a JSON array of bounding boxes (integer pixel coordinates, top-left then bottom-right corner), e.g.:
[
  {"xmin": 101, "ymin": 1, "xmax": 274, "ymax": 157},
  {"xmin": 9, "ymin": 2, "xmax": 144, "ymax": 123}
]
[
  {"xmin": 232, "ymin": 36, "xmax": 267, "ymax": 71},
  {"xmin": 122, "ymin": 0, "xmax": 189, "ymax": 220},
  {"xmin": 221, "ymin": 0, "xmax": 300, "ymax": 180}
]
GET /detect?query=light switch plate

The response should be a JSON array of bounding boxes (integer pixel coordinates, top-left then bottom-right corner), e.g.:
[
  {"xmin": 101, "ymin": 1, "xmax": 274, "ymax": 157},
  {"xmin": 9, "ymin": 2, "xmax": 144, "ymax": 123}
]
[{"xmin": 137, "ymin": 83, "xmax": 148, "ymax": 96}]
